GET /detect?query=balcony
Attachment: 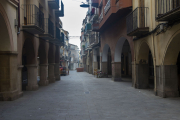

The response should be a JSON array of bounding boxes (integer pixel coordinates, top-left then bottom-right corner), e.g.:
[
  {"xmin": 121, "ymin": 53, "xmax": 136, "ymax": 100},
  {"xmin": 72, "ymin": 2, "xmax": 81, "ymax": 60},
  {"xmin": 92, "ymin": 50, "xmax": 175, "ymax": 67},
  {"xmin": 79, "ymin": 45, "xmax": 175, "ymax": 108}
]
[
  {"xmin": 61, "ymin": 32, "xmax": 65, "ymax": 45},
  {"xmin": 54, "ymin": 27, "xmax": 61, "ymax": 42},
  {"xmin": 91, "ymin": 0, "xmax": 99, "ymax": 7},
  {"xmin": 22, "ymin": 5, "xmax": 44, "ymax": 34},
  {"xmin": 98, "ymin": 0, "xmax": 132, "ymax": 31},
  {"xmin": 55, "ymin": 1, "xmax": 64, "ymax": 17},
  {"xmin": 156, "ymin": 0, "xmax": 180, "ymax": 21},
  {"xmin": 39, "ymin": 18, "xmax": 54, "ymax": 40},
  {"xmin": 126, "ymin": 7, "xmax": 149, "ymax": 36},
  {"xmin": 104, "ymin": 0, "xmax": 111, "ymax": 14},
  {"xmin": 48, "ymin": 0, "xmax": 59, "ymax": 9},
  {"xmin": 89, "ymin": 34, "xmax": 96, "ymax": 45},
  {"xmin": 99, "ymin": 10, "xmax": 103, "ymax": 23},
  {"xmin": 85, "ymin": 23, "xmax": 92, "ymax": 34}
]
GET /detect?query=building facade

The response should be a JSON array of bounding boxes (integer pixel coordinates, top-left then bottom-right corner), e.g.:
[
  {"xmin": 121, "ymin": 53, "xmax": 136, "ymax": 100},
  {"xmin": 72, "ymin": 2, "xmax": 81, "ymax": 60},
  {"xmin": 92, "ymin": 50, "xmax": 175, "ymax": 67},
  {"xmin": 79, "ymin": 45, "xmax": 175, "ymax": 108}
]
[
  {"xmin": 0, "ymin": 0, "xmax": 64, "ymax": 101},
  {"xmin": 81, "ymin": 0, "xmax": 180, "ymax": 98},
  {"xmin": 60, "ymin": 29, "xmax": 70, "ymax": 71},
  {"xmin": 80, "ymin": 0, "xmax": 134, "ymax": 80},
  {"xmin": 127, "ymin": 0, "xmax": 180, "ymax": 97},
  {"xmin": 69, "ymin": 44, "xmax": 80, "ymax": 70}
]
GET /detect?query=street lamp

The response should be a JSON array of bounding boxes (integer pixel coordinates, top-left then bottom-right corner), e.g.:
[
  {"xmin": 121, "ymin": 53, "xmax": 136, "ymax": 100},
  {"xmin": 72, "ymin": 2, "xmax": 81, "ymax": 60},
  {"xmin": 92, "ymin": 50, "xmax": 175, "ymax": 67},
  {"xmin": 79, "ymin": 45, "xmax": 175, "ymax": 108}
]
[{"xmin": 80, "ymin": 2, "xmax": 89, "ymax": 8}]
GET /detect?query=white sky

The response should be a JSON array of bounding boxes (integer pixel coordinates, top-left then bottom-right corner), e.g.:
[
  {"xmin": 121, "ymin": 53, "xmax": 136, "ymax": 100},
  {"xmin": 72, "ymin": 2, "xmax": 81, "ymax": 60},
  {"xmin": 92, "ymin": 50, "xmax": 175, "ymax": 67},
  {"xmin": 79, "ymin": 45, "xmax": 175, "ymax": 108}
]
[{"xmin": 60, "ymin": 0, "xmax": 87, "ymax": 49}]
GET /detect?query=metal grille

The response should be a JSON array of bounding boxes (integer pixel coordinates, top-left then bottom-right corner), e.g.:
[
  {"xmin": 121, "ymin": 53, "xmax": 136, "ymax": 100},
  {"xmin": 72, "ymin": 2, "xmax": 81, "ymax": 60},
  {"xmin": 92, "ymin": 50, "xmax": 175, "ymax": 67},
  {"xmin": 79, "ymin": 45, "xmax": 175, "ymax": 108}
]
[
  {"xmin": 156, "ymin": 0, "xmax": 180, "ymax": 18},
  {"xmin": 126, "ymin": 7, "xmax": 148, "ymax": 35},
  {"xmin": 23, "ymin": 4, "xmax": 44, "ymax": 31}
]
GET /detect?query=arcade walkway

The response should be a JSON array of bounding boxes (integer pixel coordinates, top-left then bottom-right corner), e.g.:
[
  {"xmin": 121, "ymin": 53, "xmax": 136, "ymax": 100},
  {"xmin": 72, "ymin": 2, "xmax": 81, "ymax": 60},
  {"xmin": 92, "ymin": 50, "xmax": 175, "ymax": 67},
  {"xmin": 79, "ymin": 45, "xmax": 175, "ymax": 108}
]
[{"xmin": 0, "ymin": 71, "xmax": 180, "ymax": 120}]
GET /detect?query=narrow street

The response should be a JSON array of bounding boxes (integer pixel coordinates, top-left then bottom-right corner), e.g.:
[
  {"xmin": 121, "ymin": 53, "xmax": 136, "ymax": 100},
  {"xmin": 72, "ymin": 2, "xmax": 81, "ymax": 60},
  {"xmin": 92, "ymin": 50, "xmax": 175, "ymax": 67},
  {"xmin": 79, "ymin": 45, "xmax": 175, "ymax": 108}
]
[{"xmin": 1, "ymin": 71, "xmax": 180, "ymax": 120}]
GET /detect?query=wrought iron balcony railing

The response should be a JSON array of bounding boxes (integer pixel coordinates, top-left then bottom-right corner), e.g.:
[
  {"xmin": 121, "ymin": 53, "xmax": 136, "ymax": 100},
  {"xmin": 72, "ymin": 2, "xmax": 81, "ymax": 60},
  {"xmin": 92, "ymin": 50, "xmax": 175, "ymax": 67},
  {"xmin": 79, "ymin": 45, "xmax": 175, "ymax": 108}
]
[
  {"xmin": 126, "ymin": 7, "xmax": 149, "ymax": 36},
  {"xmin": 55, "ymin": 27, "xmax": 60, "ymax": 40},
  {"xmin": 44, "ymin": 18, "xmax": 54, "ymax": 37},
  {"xmin": 89, "ymin": 34, "xmax": 96, "ymax": 45},
  {"xmin": 156, "ymin": 0, "xmax": 180, "ymax": 21},
  {"xmin": 104, "ymin": 0, "xmax": 111, "ymax": 14},
  {"xmin": 99, "ymin": 10, "xmax": 103, "ymax": 23},
  {"xmin": 22, "ymin": 4, "xmax": 44, "ymax": 34}
]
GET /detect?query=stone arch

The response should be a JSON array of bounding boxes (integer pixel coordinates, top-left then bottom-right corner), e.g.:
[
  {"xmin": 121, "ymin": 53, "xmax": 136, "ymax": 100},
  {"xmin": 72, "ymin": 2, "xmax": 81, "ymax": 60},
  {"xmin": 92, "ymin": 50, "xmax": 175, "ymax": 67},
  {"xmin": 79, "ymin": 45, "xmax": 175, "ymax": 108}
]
[
  {"xmin": 22, "ymin": 38, "xmax": 38, "ymax": 91},
  {"xmin": 102, "ymin": 44, "xmax": 111, "ymax": 62},
  {"xmin": 163, "ymin": 31, "xmax": 180, "ymax": 65},
  {"xmin": 54, "ymin": 45, "xmax": 60, "ymax": 81},
  {"xmin": 137, "ymin": 41, "xmax": 153, "ymax": 64},
  {"xmin": 161, "ymin": 30, "xmax": 180, "ymax": 97},
  {"xmin": 48, "ymin": 43, "xmax": 56, "ymax": 83},
  {"xmin": 136, "ymin": 41, "xmax": 155, "ymax": 89},
  {"xmin": 102, "ymin": 44, "xmax": 112, "ymax": 75},
  {"xmin": 114, "ymin": 37, "xmax": 127, "ymax": 62},
  {"xmin": 38, "ymin": 40, "xmax": 48, "ymax": 64},
  {"xmin": 0, "ymin": 3, "xmax": 13, "ymax": 51},
  {"xmin": 38, "ymin": 40, "xmax": 49, "ymax": 86}
]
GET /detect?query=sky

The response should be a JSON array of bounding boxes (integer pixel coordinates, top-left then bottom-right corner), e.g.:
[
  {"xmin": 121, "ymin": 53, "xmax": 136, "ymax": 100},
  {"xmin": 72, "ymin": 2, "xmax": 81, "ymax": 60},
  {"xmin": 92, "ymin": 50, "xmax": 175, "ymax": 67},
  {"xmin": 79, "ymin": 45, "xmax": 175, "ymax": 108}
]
[{"xmin": 60, "ymin": 0, "xmax": 87, "ymax": 49}]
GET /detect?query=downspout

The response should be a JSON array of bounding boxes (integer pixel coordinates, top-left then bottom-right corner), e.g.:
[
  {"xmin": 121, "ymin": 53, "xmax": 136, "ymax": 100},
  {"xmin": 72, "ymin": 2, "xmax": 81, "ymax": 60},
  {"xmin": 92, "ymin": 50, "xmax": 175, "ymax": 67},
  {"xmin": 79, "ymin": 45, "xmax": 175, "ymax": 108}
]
[
  {"xmin": 17, "ymin": 0, "xmax": 20, "ymax": 34},
  {"xmin": 150, "ymin": 0, "xmax": 157, "ymax": 95},
  {"xmin": 133, "ymin": 42, "xmax": 136, "ymax": 87}
]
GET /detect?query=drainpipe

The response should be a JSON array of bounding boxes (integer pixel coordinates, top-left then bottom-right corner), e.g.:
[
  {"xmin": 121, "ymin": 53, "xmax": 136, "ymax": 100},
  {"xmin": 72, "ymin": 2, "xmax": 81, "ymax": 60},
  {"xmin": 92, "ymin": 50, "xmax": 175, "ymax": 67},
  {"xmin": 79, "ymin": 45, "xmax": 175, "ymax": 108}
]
[
  {"xmin": 133, "ymin": 42, "xmax": 136, "ymax": 88},
  {"xmin": 150, "ymin": 0, "xmax": 157, "ymax": 95}
]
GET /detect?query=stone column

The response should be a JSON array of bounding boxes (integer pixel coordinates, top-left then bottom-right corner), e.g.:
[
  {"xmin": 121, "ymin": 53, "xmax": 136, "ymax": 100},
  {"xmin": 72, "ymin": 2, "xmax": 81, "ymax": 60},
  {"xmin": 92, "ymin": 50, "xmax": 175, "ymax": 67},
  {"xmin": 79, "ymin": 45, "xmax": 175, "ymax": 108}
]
[
  {"xmin": 136, "ymin": 64, "xmax": 149, "ymax": 89},
  {"xmin": 0, "ymin": 52, "xmax": 23, "ymax": 101},
  {"xmin": 54, "ymin": 63, "xmax": 60, "ymax": 81},
  {"xmin": 39, "ymin": 64, "xmax": 49, "ymax": 86},
  {"xmin": 26, "ymin": 64, "xmax": 39, "ymax": 91},
  {"xmin": 48, "ymin": 63, "xmax": 55, "ymax": 83},
  {"xmin": 112, "ymin": 62, "xmax": 121, "ymax": 81},
  {"xmin": 132, "ymin": 61, "xmax": 136, "ymax": 87},
  {"xmin": 101, "ymin": 62, "xmax": 107, "ymax": 73},
  {"xmin": 156, "ymin": 65, "xmax": 179, "ymax": 98}
]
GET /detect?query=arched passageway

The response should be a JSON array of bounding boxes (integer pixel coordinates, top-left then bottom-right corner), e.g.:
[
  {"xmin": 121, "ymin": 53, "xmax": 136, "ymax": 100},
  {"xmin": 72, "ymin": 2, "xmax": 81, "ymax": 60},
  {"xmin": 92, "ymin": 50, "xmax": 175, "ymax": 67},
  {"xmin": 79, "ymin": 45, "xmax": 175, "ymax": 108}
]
[
  {"xmin": 113, "ymin": 37, "xmax": 132, "ymax": 81},
  {"xmin": 102, "ymin": 44, "xmax": 112, "ymax": 77},
  {"xmin": 38, "ymin": 40, "xmax": 49, "ymax": 86},
  {"xmin": 136, "ymin": 42, "xmax": 154, "ymax": 89},
  {"xmin": 22, "ymin": 39, "xmax": 38, "ymax": 91},
  {"xmin": 54, "ymin": 45, "xmax": 60, "ymax": 80},
  {"xmin": 161, "ymin": 33, "xmax": 180, "ymax": 97},
  {"xmin": 48, "ymin": 43, "xmax": 56, "ymax": 83},
  {"xmin": 0, "ymin": 9, "xmax": 20, "ymax": 100}
]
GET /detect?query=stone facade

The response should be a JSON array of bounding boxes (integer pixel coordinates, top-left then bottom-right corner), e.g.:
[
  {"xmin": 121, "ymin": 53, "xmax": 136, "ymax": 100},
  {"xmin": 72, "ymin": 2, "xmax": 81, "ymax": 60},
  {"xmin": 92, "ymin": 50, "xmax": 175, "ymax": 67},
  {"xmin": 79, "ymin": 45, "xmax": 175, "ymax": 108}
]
[{"xmin": 0, "ymin": 0, "xmax": 64, "ymax": 101}]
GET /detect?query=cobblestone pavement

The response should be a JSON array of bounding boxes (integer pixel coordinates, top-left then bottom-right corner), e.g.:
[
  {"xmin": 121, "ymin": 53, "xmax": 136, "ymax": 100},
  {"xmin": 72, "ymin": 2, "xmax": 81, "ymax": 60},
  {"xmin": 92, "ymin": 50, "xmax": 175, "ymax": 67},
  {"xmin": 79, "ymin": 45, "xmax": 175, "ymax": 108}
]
[{"xmin": 1, "ymin": 71, "xmax": 180, "ymax": 120}]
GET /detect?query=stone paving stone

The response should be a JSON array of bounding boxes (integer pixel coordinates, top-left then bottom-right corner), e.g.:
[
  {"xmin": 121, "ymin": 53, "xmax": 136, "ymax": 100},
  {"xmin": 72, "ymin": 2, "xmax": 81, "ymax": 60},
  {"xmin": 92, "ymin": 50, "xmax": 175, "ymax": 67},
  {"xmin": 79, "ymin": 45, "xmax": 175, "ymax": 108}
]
[{"xmin": 0, "ymin": 71, "xmax": 180, "ymax": 120}]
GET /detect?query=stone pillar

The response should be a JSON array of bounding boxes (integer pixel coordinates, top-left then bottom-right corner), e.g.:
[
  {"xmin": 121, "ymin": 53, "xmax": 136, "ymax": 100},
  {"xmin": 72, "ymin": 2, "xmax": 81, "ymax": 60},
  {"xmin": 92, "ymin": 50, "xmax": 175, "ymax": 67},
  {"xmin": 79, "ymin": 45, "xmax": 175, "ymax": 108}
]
[
  {"xmin": 48, "ymin": 63, "xmax": 55, "ymax": 83},
  {"xmin": 39, "ymin": 64, "xmax": 49, "ymax": 86},
  {"xmin": 0, "ymin": 52, "xmax": 23, "ymax": 101},
  {"xmin": 54, "ymin": 63, "xmax": 60, "ymax": 81},
  {"xmin": 101, "ymin": 62, "xmax": 107, "ymax": 73},
  {"xmin": 132, "ymin": 61, "xmax": 136, "ymax": 87},
  {"xmin": 26, "ymin": 64, "xmax": 39, "ymax": 91},
  {"xmin": 136, "ymin": 64, "xmax": 149, "ymax": 89},
  {"xmin": 156, "ymin": 65, "xmax": 179, "ymax": 98},
  {"xmin": 112, "ymin": 62, "xmax": 121, "ymax": 81}
]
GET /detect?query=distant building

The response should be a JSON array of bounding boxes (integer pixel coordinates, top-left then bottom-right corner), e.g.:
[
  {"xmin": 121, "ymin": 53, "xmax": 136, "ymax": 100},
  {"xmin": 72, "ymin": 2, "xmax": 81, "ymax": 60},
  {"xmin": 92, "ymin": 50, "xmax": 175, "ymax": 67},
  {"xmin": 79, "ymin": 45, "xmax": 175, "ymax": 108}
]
[
  {"xmin": 60, "ymin": 29, "xmax": 70, "ymax": 71},
  {"xmin": 69, "ymin": 44, "xmax": 80, "ymax": 70}
]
